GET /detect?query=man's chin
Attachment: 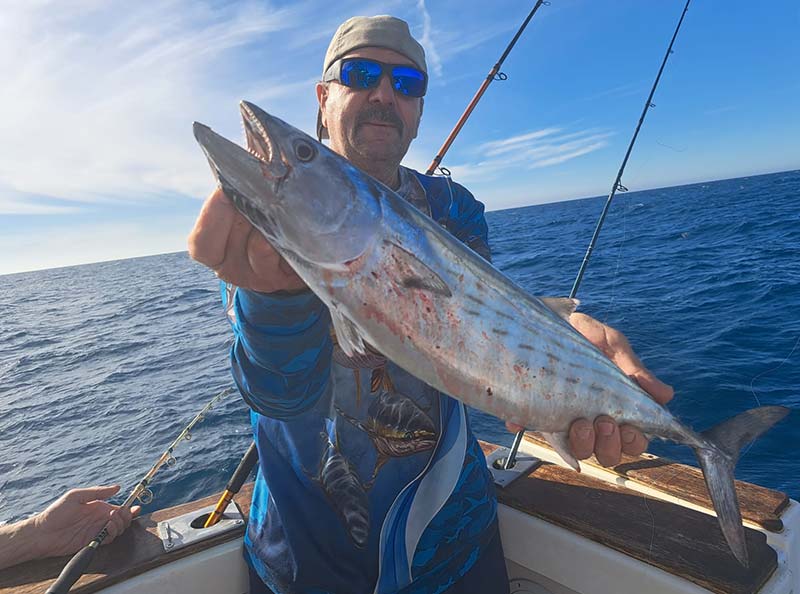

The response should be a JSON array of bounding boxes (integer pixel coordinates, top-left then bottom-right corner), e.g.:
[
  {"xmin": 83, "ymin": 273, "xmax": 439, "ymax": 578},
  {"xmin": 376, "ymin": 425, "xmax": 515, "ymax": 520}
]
[{"xmin": 353, "ymin": 134, "xmax": 407, "ymax": 161}]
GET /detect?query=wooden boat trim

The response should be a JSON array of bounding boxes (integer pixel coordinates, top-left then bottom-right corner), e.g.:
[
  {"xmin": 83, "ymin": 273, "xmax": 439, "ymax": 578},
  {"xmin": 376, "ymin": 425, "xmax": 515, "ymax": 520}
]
[{"xmin": 0, "ymin": 440, "xmax": 789, "ymax": 594}]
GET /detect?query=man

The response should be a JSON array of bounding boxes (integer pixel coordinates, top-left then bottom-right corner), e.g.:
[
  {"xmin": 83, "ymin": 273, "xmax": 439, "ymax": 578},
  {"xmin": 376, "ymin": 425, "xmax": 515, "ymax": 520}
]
[
  {"xmin": 0, "ymin": 485, "xmax": 139, "ymax": 571},
  {"xmin": 188, "ymin": 16, "xmax": 672, "ymax": 594}
]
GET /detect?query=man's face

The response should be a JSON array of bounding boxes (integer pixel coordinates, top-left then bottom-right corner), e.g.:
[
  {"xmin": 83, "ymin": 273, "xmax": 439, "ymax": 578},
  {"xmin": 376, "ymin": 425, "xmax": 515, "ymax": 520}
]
[{"xmin": 316, "ymin": 47, "xmax": 424, "ymax": 175}]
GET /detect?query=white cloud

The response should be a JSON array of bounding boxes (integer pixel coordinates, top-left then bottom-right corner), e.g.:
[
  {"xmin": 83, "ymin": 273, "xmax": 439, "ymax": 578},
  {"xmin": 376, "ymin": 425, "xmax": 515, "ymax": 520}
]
[
  {"xmin": 446, "ymin": 126, "xmax": 614, "ymax": 183},
  {"xmin": 0, "ymin": 1, "xmax": 316, "ymax": 212},
  {"xmin": 415, "ymin": 0, "xmax": 443, "ymax": 77}
]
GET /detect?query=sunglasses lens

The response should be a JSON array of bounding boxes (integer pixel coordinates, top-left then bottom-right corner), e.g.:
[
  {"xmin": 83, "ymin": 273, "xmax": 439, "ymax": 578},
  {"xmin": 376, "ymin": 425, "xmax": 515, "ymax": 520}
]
[
  {"xmin": 340, "ymin": 60, "xmax": 383, "ymax": 90},
  {"xmin": 392, "ymin": 65, "xmax": 427, "ymax": 97},
  {"xmin": 336, "ymin": 60, "xmax": 427, "ymax": 97}
]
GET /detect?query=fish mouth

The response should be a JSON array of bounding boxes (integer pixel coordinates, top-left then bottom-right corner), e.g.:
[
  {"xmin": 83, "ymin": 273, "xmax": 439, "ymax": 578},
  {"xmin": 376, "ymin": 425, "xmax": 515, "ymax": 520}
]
[
  {"xmin": 240, "ymin": 100, "xmax": 290, "ymax": 180},
  {"xmin": 192, "ymin": 120, "xmax": 284, "ymax": 233}
]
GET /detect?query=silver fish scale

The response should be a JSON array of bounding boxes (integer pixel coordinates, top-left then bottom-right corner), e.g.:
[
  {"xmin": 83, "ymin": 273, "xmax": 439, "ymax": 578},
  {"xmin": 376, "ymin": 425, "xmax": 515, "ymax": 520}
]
[{"xmin": 299, "ymin": 180, "xmax": 692, "ymax": 445}]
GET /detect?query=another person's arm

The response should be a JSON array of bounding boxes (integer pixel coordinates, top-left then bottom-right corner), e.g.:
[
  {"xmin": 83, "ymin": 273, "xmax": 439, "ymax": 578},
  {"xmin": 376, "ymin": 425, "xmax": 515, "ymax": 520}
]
[{"xmin": 0, "ymin": 485, "xmax": 139, "ymax": 570}]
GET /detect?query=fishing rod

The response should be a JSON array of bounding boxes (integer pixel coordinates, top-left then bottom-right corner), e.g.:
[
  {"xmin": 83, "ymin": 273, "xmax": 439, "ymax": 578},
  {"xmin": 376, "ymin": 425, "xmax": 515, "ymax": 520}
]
[
  {"xmin": 46, "ymin": 387, "xmax": 233, "ymax": 594},
  {"xmin": 203, "ymin": 441, "xmax": 258, "ymax": 528},
  {"xmin": 424, "ymin": 0, "xmax": 548, "ymax": 176},
  {"xmin": 504, "ymin": 0, "xmax": 693, "ymax": 470}
]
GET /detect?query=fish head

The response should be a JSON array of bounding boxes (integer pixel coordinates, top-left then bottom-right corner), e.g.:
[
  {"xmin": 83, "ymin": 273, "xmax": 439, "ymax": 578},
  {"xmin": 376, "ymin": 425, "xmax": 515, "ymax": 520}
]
[{"xmin": 193, "ymin": 101, "xmax": 383, "ymax": 267}]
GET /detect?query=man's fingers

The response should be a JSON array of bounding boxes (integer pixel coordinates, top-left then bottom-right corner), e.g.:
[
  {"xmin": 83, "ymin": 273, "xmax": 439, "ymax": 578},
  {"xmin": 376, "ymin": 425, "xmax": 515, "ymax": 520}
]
[
  {"xmin": 104, "ymin": 508, "xmax": 128, "ymax": 543},
  {"xmin": 620, "ymin": 425, "xmax": 649, "ymax": 457},
  {"xmin": 188, "ymin": 188, "xmax": 237, "ymax": 268},
  {"xmin": 593, "ymin": 416, "xmax": 621, "ymax": 467},
  {"xmin": 568, "ymin": 418, "xmax": 595, "ymax": 460},
  {"xmin": 65, "ymin": 485, "xmax": 120, "ymax": 505}
]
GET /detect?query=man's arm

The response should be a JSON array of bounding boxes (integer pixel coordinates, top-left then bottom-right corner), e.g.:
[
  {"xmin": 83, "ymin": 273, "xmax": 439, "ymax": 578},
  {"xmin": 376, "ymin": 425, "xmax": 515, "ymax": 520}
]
[
  {"xmin": 190, "ymin": 187, "xmax": 332, "ymax": 417},
  {"xmin": 228, "ymin": 288, "xmax": 333, "ymax": 418}
]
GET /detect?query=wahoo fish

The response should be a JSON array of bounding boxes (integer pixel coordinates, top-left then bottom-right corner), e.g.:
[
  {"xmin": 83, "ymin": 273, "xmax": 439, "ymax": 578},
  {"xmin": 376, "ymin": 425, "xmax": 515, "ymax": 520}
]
[{"xmin": 193, "ymin": 101, "xmax": 788, "ymax": 566}]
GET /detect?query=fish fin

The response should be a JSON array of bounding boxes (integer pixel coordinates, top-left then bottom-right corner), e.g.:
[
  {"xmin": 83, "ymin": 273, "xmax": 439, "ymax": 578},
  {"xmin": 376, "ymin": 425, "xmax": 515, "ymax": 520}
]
[
  {"xmin": 386, "ymin": 242, "xmax": 452, "ymax": 297},
  {"xmin": 538, "ymin": 297, "xmax": 580, "ymax": 320},
  {"xmin": 541, "ymin": 431, "xmax": 581, "ymax": 472},
  {"xmin": 330, "ymin": 309, "xmax": 367, "ymax": 357},
  {"xmin": 694, "ymin": 405, "xmax": 790, "ymax": 567}
]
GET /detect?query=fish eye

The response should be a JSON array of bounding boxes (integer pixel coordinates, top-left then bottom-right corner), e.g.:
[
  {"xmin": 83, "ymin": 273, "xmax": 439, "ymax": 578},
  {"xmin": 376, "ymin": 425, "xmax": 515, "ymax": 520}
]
[{"xmin": 295, "ymin": 140, "xmax": 316, "ymax": 162}]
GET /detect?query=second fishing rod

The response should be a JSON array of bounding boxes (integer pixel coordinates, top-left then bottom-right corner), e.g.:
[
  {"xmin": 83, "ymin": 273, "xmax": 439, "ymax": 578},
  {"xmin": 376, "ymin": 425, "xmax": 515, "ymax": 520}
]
[{"xmin": 504, "ymin": 0, "xmax": 693, "ymax": 470}]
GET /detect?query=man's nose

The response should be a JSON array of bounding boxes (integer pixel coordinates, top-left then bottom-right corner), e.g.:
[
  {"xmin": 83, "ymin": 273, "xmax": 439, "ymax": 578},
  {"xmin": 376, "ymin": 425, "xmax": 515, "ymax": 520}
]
[{"xmin": 368, "ymin": 73, "xmax": 395, "ymax": 105}]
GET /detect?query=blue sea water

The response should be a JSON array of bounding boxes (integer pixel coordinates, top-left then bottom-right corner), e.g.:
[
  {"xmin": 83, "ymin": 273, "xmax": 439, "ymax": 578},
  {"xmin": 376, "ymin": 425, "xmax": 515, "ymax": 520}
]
[{"xmin": 1, "ymin": 170, "xmax": 798, "ymax": 523}]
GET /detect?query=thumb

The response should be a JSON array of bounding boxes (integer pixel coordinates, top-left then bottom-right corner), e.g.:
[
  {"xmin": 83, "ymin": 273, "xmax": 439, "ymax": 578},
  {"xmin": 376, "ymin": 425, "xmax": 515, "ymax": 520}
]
[{"xmin": 66, "ymin": 485, "xmax": 121, "ymax": 504}]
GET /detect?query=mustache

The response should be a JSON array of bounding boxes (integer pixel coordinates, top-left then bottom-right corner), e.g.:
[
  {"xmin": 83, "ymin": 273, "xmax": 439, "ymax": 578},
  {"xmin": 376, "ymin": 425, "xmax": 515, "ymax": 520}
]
[{"xmin": 355, "ymin": 105, "xmax": 404, "ymax": 133}]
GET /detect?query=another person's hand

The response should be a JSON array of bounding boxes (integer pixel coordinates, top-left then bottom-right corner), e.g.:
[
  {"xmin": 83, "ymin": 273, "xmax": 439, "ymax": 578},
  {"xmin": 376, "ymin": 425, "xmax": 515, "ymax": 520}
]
[
  {"xmin": 188, "ymin": 187, "xmax": 307, "ymax": 293},
  {"xmin": 32, "ymin": 485, "xmax": 140, "ymax": 558},
  {"xmin": 506, "ymin": 313, "xmax": 673, "ymax": 467}
]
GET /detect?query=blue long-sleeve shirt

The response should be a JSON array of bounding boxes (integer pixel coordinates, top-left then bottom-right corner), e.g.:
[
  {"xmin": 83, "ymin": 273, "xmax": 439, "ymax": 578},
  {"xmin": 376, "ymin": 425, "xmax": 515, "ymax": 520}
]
[{"xmin": 224, "ymin": 167, "xmax": 498, "ymax": 594}]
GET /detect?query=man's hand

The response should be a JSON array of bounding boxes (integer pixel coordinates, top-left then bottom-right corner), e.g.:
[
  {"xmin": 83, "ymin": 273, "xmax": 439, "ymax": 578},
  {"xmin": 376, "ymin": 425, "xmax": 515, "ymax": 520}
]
[
  {"xmin": 32, "ymin": 485, "xmax": 140, "ymax": 558},
  {"xmin": 188, "ymin": 187, "xmax": 307, "ymax": 293},
  {"xmin": 506, "ymin": 312, "xmax": 673, "ymax": 467}
]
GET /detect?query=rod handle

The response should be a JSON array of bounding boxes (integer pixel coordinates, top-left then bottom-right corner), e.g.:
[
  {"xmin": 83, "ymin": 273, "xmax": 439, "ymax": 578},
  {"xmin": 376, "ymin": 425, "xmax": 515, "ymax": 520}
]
[
  {"xmin": 226, "ymin": 441, "xmax": 259, "ymax": 493},
  {"xmin": 45, "ymin": 544, "xmax": 97, "ymax": 594},
  {"xmin": 204, "ymin": 441, "xmax": 259, "ymax": 528}
]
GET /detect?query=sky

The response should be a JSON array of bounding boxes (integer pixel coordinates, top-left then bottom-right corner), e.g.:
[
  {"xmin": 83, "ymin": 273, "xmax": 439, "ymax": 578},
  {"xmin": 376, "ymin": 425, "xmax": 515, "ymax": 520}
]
[{"xmin": 1, "ymin": 0, "xmax": 798, "ymax": 275}]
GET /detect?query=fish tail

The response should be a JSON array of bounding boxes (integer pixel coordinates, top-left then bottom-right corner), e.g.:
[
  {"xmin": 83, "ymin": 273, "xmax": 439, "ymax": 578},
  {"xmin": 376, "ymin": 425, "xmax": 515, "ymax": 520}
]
[{"xmin": 693, "ymin": 405, "xmax": 789, "ymax": 567}]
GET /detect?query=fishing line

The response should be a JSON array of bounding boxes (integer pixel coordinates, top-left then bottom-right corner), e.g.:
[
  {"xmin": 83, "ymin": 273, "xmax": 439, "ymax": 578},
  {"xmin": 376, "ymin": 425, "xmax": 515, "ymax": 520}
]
[
  {"xmin": 425, "ymin": 1, "xmax": 549, "ymax": 176},
  {"xmin": 738, "ymin": 333, "xmax": 800, "ymax": 461},
  {"xmin": 748, "ymin": 333, "xmax": 800, "ymax": 407},
  {"xmin": 505, "ymin": 0, "xmax": 693, "ymax": 469},
  {"xmin": 45, "ymin": 387, "xmax": 233, "ymax": 594}
]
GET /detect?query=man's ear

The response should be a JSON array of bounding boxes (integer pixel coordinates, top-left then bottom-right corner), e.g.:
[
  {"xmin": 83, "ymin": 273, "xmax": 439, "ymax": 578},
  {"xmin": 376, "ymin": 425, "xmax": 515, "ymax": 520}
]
[
  {"xmin": 411, "ymin": 97, "xmax": 424, "ymax": 140},
  {"xmin": 316, "ymin": 82, "xmax": 329, "ymax": 126}
]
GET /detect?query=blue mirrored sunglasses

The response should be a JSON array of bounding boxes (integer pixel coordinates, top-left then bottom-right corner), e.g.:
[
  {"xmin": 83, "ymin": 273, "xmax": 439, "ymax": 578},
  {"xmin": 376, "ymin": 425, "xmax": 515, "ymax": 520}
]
[{"xmin": 324, "ymin": 58, "xmax": 427, "ymax": 98}]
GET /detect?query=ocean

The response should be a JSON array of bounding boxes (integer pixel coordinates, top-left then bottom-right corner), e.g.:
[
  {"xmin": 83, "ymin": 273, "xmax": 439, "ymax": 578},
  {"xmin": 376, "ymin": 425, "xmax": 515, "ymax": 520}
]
[{"xmin": 1, "ymin": 169, "xmax": 798, "ymax": 523}]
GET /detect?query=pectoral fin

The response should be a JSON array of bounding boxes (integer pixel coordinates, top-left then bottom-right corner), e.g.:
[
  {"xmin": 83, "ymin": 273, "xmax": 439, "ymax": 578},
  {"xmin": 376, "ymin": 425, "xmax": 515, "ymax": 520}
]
[
  {"xmin": 538, "ymin": 297, "xmax": 580, "ymax": 320},
  {"xmin": 541, "ymin": 431, "xmax": 581, "ymax": 472},
  {"xmin": 331, "ymin": 309, "xmax": 367, "ymax": 357},
  {"xmin": 386, "ymin": 241, "xmax": 452, "ymax": 297}
]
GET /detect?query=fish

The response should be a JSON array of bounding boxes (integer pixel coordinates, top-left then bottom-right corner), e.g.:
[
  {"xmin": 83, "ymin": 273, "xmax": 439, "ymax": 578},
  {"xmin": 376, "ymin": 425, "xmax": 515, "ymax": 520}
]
[
  {"xmin": 309, "ymin": 420, "xmax": 371, "ymax": 548},
  {"xmin": 337, "ymin": 388, "xmax": 438, "ymax": 479},
  {"xmin": 193, "ymin": 100, "xmax": 789, "ymax": 567}
]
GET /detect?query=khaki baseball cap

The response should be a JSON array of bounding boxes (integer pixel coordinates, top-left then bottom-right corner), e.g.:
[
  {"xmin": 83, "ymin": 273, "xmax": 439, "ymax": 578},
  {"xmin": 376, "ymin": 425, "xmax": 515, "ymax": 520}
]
[{"xmin": 316, "ymin": 15, "xmax": 427, "ymax": 140}]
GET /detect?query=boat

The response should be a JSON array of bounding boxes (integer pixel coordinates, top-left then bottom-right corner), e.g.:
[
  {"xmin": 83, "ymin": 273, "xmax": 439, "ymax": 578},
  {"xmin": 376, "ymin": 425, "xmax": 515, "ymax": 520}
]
[{"xmin": 2, "ymin": 432, "xmax": 796, "ymax": 594}]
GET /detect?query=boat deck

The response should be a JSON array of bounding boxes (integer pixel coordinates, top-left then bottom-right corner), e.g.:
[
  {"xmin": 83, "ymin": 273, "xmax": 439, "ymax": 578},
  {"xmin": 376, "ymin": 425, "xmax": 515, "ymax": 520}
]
[{"xmin": 0, "ymin": 433, "xmax": 789, "ymax": 594}]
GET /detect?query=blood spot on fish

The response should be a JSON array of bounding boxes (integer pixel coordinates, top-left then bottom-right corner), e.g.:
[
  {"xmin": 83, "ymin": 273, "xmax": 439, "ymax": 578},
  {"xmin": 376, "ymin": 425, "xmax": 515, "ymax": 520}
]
[
  {"xmin": 371, "ymin": 271, "xmax": 379, "ymax": 278},
  {"xmin": 486, "ymin": 387, "xmax": 493, "ymax": 396},
  {"xmin": 426, "ymin": 307, "xmax": 431, "ymax": 313}
]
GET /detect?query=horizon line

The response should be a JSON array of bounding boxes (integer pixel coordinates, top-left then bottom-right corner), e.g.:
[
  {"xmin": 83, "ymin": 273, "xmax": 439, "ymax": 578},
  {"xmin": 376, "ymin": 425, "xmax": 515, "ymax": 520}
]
[{"xmin": 3, "ymin": 167, "xmax": 797, "ymax": 277}]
